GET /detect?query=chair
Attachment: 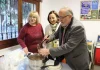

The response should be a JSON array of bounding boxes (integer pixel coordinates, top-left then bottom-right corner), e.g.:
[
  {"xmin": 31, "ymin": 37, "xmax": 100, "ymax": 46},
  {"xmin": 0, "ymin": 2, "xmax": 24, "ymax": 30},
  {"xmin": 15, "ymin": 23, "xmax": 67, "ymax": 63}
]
[{"xmin": 87, "ymin": 40, "xmax": 95, "ymax": 70}]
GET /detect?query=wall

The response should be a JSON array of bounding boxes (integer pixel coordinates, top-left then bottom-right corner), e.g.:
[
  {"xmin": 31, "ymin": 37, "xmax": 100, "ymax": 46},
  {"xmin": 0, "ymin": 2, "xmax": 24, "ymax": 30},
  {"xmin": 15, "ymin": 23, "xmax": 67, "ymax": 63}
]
[{"xmin": 40, "ymin": 0, "xmax": 100, "ymax": 42}]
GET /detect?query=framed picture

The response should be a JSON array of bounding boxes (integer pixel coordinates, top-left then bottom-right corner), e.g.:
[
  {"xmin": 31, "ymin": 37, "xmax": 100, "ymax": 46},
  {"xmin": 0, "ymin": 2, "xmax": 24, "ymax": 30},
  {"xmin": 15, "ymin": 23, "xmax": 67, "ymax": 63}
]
[{"xmin": 80, "ymin": 0, "xmax": 100, "ymax": 20}]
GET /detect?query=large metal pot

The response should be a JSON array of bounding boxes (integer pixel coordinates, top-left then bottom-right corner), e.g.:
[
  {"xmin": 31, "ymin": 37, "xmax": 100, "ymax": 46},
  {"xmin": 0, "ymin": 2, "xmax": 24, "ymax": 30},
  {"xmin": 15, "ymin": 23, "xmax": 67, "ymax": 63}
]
[
  {"xmin": 27, "ymin": 39, "xmax": 49, "ymax": 70},
  {"xmin": 27, "ymin": 53, "xmax": 44, "ymax": 70}
]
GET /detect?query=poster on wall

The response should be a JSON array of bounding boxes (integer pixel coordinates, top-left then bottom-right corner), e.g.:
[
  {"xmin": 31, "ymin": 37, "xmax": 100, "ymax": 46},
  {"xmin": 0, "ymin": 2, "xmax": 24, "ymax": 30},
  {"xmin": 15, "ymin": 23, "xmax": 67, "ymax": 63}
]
[
  {"xmin": 80, "ymin": 1, "xmax": 91, "ymax": 19},
  {"xmin": 98, "ymin": 0, "xmax": 100, "ymax": 19},
  {"xmin": 81, "ymin": 1, "xmax": 91, "ymax": 14},
  {"xmin": 80, "ymin": 0, "xmax": 100, "ymax": 20},
  {"xmin": 99, "ymin": 9, "xmax": 100, "ymax": 19},
  {"xmin": 91, "ymin": 10, "xmax": 98, "ymax": 19},
  {"xmin": 92, "ymin": 0, "xmax": 98, "ymax": 10}
]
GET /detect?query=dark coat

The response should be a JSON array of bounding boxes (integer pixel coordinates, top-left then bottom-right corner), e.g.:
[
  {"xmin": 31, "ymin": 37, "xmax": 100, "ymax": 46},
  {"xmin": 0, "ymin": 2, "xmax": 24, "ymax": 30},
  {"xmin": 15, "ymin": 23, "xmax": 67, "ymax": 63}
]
[{"xmin": 49, "ymin": 17, "xmax": 90, "ymax": 70}]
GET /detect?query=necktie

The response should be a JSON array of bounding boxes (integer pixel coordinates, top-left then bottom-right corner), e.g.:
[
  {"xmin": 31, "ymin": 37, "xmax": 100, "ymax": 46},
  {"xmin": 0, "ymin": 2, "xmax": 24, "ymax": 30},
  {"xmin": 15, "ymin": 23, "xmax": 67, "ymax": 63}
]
[
  {"xmin": 62, "ymin": 28, "xmax": 66, "ymax": 46},
  {"xmin": 61, "ymin": 28, "xmax": 67, "ymax": 63}
]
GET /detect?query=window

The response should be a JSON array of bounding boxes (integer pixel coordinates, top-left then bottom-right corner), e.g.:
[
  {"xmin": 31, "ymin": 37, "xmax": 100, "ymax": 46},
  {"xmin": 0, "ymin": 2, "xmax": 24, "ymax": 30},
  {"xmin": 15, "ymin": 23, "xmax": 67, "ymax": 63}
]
[
  {"xmin": 0, "ymin": 0, "xmax": 18, "ymax": 40},
  {"xmin": 0, "ymin": 0, "xmax": 41, "ymax": 49},
  {"xmin": 22, "ymin": 2, "xmax": 36, "ymax": 26}
]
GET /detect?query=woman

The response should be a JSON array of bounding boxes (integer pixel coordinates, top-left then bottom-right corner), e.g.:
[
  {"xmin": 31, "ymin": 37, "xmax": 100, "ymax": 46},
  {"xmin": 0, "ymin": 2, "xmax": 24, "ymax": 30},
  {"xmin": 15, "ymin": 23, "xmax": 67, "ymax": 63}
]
[
  {"xmin": 45, "ymin": 11, "xmax": 59, "ymax": 49},
  {"xmin": 44, "ymin": 10, "xmax": 62, "ymax": 70},
  {"xmin": 17, "ymin": 11, "xmax": 44, "ymax": 55}
]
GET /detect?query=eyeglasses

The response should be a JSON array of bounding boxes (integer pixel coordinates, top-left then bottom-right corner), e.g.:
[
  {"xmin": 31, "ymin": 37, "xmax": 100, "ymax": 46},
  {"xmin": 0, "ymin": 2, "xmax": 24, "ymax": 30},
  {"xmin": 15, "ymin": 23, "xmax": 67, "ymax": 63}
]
[{"xmin": 59, "ymin": 15, "xmax": 68, "ymax": 19}]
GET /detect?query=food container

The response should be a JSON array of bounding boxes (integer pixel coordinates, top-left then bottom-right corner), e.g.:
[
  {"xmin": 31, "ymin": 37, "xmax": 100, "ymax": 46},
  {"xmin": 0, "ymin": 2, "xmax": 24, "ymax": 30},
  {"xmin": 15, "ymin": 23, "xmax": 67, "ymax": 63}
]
[{"xmin": 27, "ymin": 53, "xmax": 44, "ymax": 70}]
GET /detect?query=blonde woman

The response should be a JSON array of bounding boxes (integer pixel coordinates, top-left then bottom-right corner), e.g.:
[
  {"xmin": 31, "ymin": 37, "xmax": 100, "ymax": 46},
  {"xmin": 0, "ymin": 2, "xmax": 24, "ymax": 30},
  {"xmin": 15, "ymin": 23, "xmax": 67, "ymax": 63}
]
[
  {"xmin": 44, "ymin": 10, "xmax": 63, "ymax": 70},
  {"xmin": 17, "ymin": 11, "xmax": 44, "ymax": 54}
]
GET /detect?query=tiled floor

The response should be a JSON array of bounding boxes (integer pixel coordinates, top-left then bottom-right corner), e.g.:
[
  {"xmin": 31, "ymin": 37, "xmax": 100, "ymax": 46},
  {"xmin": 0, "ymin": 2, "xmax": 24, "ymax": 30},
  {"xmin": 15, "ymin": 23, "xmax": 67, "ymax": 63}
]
[
  {"xmin": 94, "ymin": 65, "xmax": 100, "ymax": 70},
  {"xmin": 61, "ymin": 64, "xmax": 100, "ymax": 70}
]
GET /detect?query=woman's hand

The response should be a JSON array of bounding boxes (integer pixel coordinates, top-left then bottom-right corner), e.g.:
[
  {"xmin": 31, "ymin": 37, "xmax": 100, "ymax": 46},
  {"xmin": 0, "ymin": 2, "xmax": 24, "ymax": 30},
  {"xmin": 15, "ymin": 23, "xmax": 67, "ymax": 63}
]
[
  {"xmin": 43, "ymin": 35, "xmax": 50, "ymax": 43},
  {"xmin": 23, "ymin": 47, "xmax": 29, "ymax": 54}
]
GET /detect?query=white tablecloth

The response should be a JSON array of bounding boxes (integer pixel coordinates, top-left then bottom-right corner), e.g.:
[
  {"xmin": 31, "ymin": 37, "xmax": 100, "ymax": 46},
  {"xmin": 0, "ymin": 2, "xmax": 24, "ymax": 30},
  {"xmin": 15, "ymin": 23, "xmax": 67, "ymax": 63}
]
[{"xmin": 0, "ymin": 48, "xmax": 72, "ymax": 70}]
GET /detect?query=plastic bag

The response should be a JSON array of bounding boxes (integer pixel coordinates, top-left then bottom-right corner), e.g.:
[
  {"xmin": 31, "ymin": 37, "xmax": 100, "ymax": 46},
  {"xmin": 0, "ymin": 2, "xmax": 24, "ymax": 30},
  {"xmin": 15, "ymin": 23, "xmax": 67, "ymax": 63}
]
[
  {"xmin": 0, "ymin": 55, "xmax": 11, "ymax": 70},
  {"xmin": 0, "ymin": 48, "xmax": 27, "ymax": 70}
]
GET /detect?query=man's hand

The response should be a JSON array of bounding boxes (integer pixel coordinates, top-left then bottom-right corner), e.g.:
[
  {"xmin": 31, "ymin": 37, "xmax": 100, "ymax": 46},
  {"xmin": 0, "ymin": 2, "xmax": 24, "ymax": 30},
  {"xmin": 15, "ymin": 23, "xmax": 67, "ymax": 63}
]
[
  {"xmin": 38, "ymin": 48, "xmax": 50, "ymax": 56},
  {"xmin": 43, "ymin": 35, "xmax": 50, "ymax": 43}
]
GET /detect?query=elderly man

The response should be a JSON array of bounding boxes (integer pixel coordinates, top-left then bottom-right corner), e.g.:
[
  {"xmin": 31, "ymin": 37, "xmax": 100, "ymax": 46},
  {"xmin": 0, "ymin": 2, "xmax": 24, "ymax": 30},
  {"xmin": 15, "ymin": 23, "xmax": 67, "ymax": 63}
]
[{"xmin": 39, "ymin": 7, "xmax": 90, "ymax": 70}]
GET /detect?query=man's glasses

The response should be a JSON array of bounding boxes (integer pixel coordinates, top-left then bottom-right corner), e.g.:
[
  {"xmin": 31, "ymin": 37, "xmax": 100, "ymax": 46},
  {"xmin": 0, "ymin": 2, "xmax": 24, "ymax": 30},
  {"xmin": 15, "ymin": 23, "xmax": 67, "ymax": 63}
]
[{"xmin": 59, "ymin": 15, "xmax": 68, "ymax": 19}]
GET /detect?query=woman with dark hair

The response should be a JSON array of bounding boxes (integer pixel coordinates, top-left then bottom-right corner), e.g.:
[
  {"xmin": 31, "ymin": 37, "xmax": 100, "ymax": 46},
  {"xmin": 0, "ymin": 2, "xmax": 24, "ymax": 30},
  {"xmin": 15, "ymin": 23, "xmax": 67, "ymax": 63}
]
[
  {"xmin": 45, "ymin": 10, "xmax": 60, "ymax": 48},
  {"xmin": 44, "ymin": 10, "xmax": 62, "ymax": 70}
]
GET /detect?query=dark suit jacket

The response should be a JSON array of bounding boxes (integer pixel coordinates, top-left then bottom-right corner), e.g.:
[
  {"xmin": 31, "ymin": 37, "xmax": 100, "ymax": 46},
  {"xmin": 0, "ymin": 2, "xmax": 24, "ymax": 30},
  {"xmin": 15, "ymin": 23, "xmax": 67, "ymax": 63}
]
[{"xmin": 49, "ymin": 17, "xmax": 90, "ymax": 70}]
